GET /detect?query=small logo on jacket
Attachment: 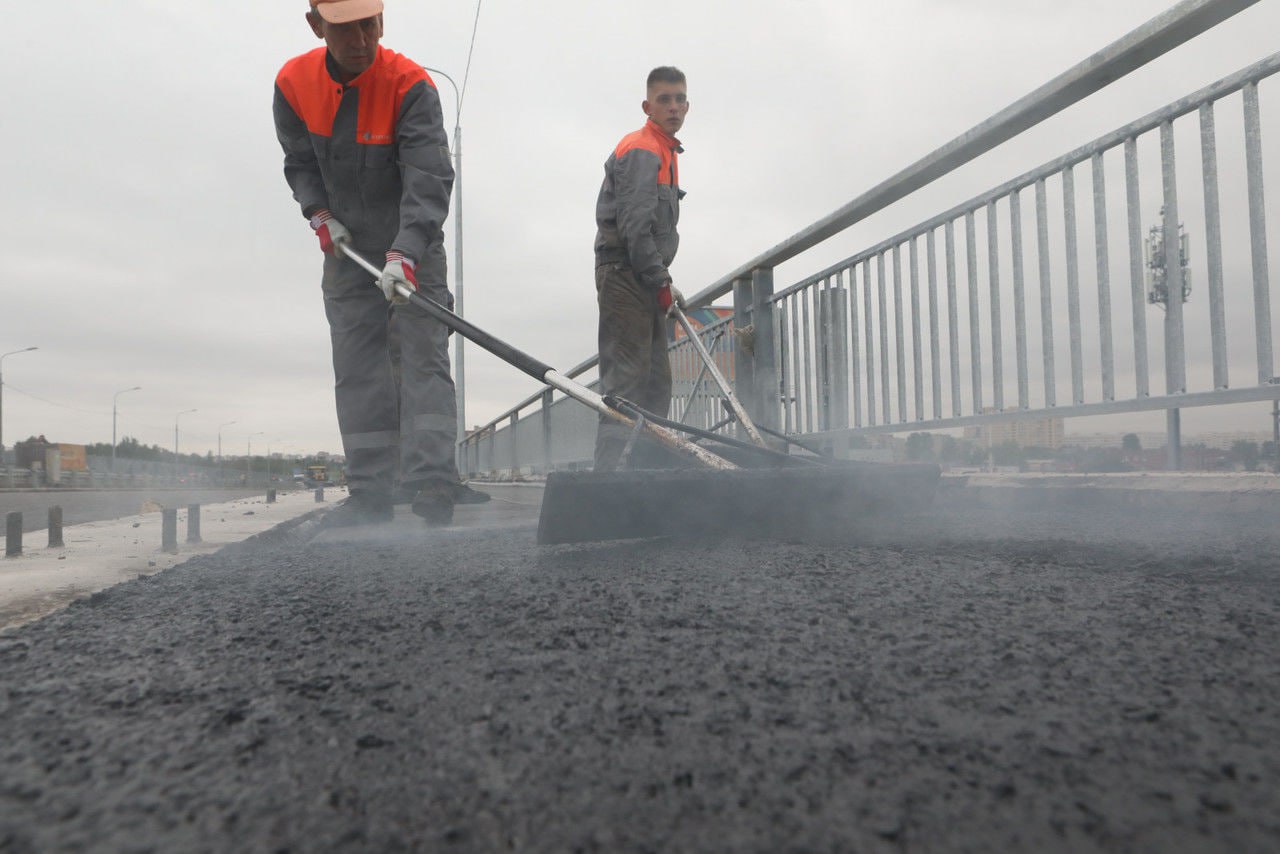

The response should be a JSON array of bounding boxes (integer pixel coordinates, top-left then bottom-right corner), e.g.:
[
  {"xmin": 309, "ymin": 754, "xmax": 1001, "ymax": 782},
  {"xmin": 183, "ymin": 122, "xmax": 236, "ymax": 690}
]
[{"xmin": 361, "ymin": 132, "xmax": 393, "ymax": 143}]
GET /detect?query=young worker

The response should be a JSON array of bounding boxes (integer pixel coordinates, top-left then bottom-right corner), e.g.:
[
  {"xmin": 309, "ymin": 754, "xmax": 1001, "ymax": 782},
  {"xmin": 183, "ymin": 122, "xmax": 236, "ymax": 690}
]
[{"xmin": 592, "ymin": 67, "xmax": 690, "ymax": 471}]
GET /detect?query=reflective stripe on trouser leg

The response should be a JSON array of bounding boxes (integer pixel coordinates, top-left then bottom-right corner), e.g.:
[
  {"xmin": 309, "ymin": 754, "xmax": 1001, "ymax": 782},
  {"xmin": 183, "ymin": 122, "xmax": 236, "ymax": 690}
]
[
  {"xmin": 594, "ymin": 263, "xmax": 673, "ymax": 470},
  {"xmin": 323, "ymin": 251, "xmax": 398, "ymax": 493},
  {"xmin": 395, "ymin": 280, "xmax": 458, "ymax": 487}
]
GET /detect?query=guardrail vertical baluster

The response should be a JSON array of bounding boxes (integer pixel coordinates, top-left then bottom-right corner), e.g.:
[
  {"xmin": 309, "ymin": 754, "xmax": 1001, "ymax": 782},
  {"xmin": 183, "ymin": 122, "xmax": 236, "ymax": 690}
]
[
  {"xmin": 1199, "ymin": 102, "xmax": 1228, "ymax": 390},
  {"xmin": 1036, "ymin": 178, "xmax": 1058, "ymax": 407},
  {"xmin": 816, "ymin": 278, "xmax": 830, "ymax": 431},
  {"xmin": 945, "ymin": 221, "xmax": 961, "ymax": 417},
  {"xmin": 1161, "ymin": 121, "xmax": 1187, "ymax": 396},
  {"xmin": 987, "ymin": 200, "xmax": 1004, "ymax": 412},
  {"xmin": 1063, "ymin": 164, "xmax": 1085, "ymax": 404},
  {"xmin": 909, "ymin": 236, "xmax": 924, "ymax": 421},
  {"xmin": 1244, "ymin": 81, "xmax": 1275, "ymax": 385},
  {"xmin": 893, "ymin": 245, "xmax": 907, "ymax": 422},
  {"xmin": 509, "ymin": 413, "xmax": 519, "ymax": 478},
  {"xmin": 965, "ymin": 211, "xmax": 983, "ymax": 414},
  {"xmin": 790, "ymin": 293, "xmax": 803, "ymax": 432},
  {"xmin": 926, "ymin": 229, "xmax": 942, "ymax": 419},
  {"xmin": 862, "ymin": 259, "xmax": 876, "ymax": 427},
  {"xmin": 801, "ymin": 285, "xmax": 814, "ymax": 433},
  {"xmin": 877, "ymin": 253, "xmax": 891, "ymax": 424},
  {"xmin": 849, "ymin": 265, "xmax": 863, "ymax": 428},
  {"xmin": 1009, "ymin": 189, "xmax": 1030, "ymax": 409},
  {"xmin": 1092, "ymin": 151, "xmax": 1117, "ymax": 400},
  {"xmin": 1125, "ymin": 136, "xmax": 1150, "ymax": 398}
]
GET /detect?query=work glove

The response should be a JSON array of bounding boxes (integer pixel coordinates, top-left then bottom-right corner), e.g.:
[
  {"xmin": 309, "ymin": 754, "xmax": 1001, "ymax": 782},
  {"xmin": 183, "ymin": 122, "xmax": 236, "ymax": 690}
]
[
  {"xmin": 657, "ymin": 281, "xmax": 686, "ymax": 315},
  {"xmin": 309, "ymin": 209, "xmax": 352, "ymax": 256},
  {"xmin": 379, "ymin": 251, "xmax": 417, "ymax": 305}
]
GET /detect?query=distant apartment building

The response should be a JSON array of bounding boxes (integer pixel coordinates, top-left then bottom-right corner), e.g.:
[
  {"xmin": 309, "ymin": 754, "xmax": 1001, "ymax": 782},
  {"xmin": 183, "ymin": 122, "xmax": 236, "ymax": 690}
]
[{"xmin": 964, "ymin": 410, "xmax": 1064, "ymax": 449}]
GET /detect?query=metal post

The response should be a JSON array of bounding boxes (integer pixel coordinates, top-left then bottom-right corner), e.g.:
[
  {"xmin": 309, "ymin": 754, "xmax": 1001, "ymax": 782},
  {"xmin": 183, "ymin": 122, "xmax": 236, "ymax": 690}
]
[
  {"xmin": 315, "ymin": 486, "xmax": 325, "ymax": 503},
  {"xmin": 425, "ymin": 67, "xmax": 466, "ymax": 471},
  {"xmin": 5, "ymin": 512, "xmax": 21, "ymax": 557},
  {"xmin": 732, "ymin": 276, "xmax": 756, "ymax": 435},
  {"xmin": 187, "ymin": 504, "xmax": 201, "ymax": 544},
  {"xmin": 161, "ymin": 508, "xmax": 178, "ymax": 554},
  {"xmin": 454, "ymin": 123, "xmax": 466, "ymax": 471},
  {"xmin": 1167, "ymin": 409, "xmax": 1182, "ymax": 471},
  {"xmin": 47, "ymin": 506, "xmax": 63, "ymax": 549},
  {"xmin": 266, "ymin": 489, "xmax": 277, "ymax": 504},
  {"xmin": 751, "ymin": 268, "xmax": 778, "ymax": 433},
  {"xmin": 1161, "ymin": 121, "xmax": 1186, "ymax": 471},
  {"xmin": 541, "ymin": 388, "xmax": 554, "ymax": 473},
  {"xmin": 509, "ymin": 413, "xmax": 519, "ymax": 479}
]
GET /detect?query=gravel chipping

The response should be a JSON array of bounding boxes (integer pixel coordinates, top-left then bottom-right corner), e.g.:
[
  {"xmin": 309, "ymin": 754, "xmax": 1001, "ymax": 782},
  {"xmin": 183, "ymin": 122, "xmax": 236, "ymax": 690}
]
[{"xmin": 0, "ymin": 502, "xmax": 1277, "ymax": 852}]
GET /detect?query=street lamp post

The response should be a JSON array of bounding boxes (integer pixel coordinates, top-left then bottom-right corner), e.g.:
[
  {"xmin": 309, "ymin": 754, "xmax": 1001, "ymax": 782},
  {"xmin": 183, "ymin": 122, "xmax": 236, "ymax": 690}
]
[
  {"xmin": 246, "ymin": 431, "xmax": 264, "ymax": 488},
  {"xmin": 0, "ymin": 346, "xmax": 39, "ymax": 456},
  {"xmin": 425, "ymin": 66, "xmax": 465, "ymax": 472},
  {"xmin": 111, "ymin": 386, "xmax": 142, "ymax": 474},
  {"xmin": 217, "ymin": 420, "xmax": 237, "ymax": 486},
  {"xmin": 174, "ymin": 408, "xmax": 197, "ymax": 483}
]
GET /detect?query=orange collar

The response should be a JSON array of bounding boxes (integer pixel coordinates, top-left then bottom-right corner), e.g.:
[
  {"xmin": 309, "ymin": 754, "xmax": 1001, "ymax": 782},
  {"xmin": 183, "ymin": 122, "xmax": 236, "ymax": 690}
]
[{"xmin": 645, "ymin": 118, "xmax": 682, "ymax": 151}]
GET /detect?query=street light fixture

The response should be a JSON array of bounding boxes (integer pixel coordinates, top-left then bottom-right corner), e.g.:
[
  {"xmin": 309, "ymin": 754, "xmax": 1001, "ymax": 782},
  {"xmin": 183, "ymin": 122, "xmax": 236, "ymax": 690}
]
[
  {"xmin": 111, "ymin": 386, "xmax": 142, "ymax": 474},
  {"xmin": 425, "ymin": 65, "xmax": 466, "ymax": 469},
  {"xmin": 246, "ymin": 431, "xmax": 264, "ymax": 487},
  {"xmin": 0, "ymin": 346, "xmax": 39, "ymax": 455},
  {"xmin": 174, "ymin": 408, "xmax": 197, "ymax": 483},
  {"xmin": 217, "ymin": 420, "xmax": 237, "ymax": 486}
]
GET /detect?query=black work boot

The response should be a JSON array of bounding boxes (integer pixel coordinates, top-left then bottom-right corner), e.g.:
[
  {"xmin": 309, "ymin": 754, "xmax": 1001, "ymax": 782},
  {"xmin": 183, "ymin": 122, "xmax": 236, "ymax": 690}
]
[
  {"xmin": 322, "ymin": 490, "xmax": 393, "ymax": 528},
  {"xmin": 411, "ymin": 481, "xmax": 455, "ymax": 526}
]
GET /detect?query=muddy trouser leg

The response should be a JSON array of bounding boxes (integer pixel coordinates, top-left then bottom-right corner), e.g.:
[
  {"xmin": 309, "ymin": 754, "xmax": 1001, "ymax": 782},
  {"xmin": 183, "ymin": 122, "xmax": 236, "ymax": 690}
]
[
  {"xmin": 322, "ymin": 251, "xmax": 399, "ymax": 495},
  {"xmin": 394, "ymin": 248, "xmax": 458, "ymax": 490},
  {"xmin": 594, "ymin": 263, "xmax": 669, "ymax": 471}
]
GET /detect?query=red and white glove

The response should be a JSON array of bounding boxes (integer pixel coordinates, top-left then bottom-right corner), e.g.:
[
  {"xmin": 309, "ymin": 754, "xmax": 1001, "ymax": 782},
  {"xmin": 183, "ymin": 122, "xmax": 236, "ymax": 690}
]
[
  {"xmin": 379, "ymin": 251, "xmax": 417, "ymax": 305},
  {"xmin": 309, "ymin": 209, "xmax": 352, "ymax": 256},
  {"xmin": 657, "ymin": 281, "xmax": 686, "ymax": 315}
]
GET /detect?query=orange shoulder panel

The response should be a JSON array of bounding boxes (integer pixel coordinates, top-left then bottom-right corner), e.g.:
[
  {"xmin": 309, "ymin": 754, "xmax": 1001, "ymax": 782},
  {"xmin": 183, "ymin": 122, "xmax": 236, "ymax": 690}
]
[
  {"xmin": 276, "ymin": 48, "xmax": 341, "ymax": 138},
  {"xmin": 613, "ymin": 124, "xmax": 677, "ymax": 186},
  {"xmin": 355, "ymin": 47, "xmax": 433, "ymax": 145}
]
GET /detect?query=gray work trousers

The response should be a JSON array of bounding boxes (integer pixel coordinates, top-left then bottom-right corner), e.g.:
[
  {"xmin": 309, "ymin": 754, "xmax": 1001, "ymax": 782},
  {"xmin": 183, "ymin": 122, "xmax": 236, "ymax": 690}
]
[
  {"xmin": 321, "ymin": 250, "xmax": 457, "ymax": 494},
  {"xmin": 593, "ymin": 262, "xmax": 672, "ymax": 471}
]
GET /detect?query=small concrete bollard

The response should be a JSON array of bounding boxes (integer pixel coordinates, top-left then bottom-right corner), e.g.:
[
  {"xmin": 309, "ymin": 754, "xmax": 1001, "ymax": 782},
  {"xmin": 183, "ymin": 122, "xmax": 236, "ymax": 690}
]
[
  {"xmin": 314, "ymin": 486, "xmax": 325, "ymax": 503},
  {"xmin": 161, "ymin": 508, "xmax": 178, "ymax": 554},
  {"xmin": 5, "ymin": 512, "xmax": 22, "ymax": 558},
  {"xmin": 266, "ymin": 489, "xmax": 277, "ymax": 504},
  {"xmin": 48, "ymin": 506, "xmax": 64, "ymax": 549},
  {"xmin": 187, "ymin": 504, "xmax": 202, "ymax": 544}
]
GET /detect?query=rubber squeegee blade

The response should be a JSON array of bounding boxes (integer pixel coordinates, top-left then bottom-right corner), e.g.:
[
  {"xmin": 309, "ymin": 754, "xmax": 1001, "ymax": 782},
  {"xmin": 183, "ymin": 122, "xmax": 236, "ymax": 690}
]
[{"xmin": 536, "ymin": 462, "xmax": 941, "ymax": 545}]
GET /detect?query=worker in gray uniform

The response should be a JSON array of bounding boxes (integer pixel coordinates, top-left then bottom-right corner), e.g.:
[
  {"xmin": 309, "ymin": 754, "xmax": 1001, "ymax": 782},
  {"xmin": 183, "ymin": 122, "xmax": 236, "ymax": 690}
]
[
  {"xmin": 592, "ymin": 66, "xmax": 690, "ymax": 471},
  {"xmin": 273, "ymin": 0, "xmax": 457, "ymax": 525}
]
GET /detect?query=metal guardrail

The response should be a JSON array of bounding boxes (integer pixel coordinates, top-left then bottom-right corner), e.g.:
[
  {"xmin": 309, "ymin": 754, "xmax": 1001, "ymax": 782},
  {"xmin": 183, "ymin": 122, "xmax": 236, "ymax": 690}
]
[{"xmin": 461, "ymin": 0, "xmax": 1276, "ymax": 477}]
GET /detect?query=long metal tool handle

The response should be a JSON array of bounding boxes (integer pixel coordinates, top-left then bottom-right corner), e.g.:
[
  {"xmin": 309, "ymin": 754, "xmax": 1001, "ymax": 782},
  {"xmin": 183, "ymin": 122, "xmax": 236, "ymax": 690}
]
[
  {"xmin": 670, "ymin": 305, "xmax": 767, "ymax": 447},
  {"xmin": 341, "ymin": 247, "xmax": 737, "ymax": 470}
]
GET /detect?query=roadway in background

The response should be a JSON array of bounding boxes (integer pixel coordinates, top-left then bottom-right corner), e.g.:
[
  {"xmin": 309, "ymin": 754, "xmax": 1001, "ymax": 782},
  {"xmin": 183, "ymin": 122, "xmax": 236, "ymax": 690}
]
[{"xmin": 0, "ymin": 489, "xmax": 265, "ymax": 533}]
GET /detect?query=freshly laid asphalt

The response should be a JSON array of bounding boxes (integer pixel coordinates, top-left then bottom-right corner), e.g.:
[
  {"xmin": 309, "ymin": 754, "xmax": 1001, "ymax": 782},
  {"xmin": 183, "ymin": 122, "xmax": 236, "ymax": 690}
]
[{"xmin": 0, "ymin": 484, "xmax": 1277, "ymax": 851}]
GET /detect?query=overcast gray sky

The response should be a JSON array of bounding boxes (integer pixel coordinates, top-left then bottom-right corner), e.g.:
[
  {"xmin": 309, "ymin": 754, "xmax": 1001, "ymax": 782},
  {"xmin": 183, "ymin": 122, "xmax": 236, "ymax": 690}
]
[{"xmin": 2, "ymin": 0, "xmax": 1278, "ymax": 459}]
